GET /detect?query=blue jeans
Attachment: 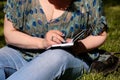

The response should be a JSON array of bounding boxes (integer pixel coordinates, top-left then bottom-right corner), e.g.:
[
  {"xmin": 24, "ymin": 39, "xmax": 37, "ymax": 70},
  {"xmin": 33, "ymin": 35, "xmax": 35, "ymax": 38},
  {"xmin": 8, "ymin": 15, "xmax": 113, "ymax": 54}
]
[{"xmin": 0, "ymin": 46, "xmax": 89, "ymax": 80}]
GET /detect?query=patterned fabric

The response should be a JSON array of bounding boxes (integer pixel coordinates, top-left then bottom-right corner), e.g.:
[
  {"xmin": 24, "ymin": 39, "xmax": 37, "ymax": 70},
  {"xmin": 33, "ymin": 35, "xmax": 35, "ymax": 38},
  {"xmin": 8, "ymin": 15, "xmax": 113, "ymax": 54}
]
[{"xmin": 4, "ymin": 0, "xmax": 108, "ymax": 61}]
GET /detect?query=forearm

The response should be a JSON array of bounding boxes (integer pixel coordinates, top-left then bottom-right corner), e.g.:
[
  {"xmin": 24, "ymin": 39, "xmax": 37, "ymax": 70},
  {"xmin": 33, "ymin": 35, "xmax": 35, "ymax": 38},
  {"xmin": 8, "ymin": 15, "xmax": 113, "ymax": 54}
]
[
  {"xmin": 80, "ymin": 31, "xmax": 107, "ymax": 50},
  {"xmin": 70, "ymin": 31, "xmax": 107, "ymax": 55},
  {"xmin": 4, "ymin": 17, "xmax": 46, "ymax": 49},
  {"xmin": 4, "ymin": 31, "xmax": 46, "ymax": 49}
]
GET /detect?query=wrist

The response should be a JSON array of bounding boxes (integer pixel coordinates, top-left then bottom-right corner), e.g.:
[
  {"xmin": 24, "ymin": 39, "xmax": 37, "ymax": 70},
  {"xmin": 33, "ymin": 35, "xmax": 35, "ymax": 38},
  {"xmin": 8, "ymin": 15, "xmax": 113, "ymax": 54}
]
[
  {"xmin": 41, "ymin": 39, "xmax": 48, "ymax": 49},
  {"xmin": 35, "ymin": 38, "xmax": 47, "ymax": 49}
]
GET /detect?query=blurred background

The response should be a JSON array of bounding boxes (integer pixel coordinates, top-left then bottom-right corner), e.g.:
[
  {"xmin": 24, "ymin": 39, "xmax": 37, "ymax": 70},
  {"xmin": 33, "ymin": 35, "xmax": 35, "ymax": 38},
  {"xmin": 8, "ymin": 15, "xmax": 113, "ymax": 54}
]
[{"xmin": 0, "ymin": 1, "xmax": 5, "ymax": 47}]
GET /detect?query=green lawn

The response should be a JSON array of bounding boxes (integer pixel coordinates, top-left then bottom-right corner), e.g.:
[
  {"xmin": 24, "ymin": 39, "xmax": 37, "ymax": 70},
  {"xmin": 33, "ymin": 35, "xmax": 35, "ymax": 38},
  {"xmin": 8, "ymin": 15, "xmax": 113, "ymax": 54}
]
[
  {"xmin": 101, "ymin": 0, "xmax": 120, "ymax": 52},
  {"xmin": 0, "ymin": 1, "xmax": 5, "ymax": 47},
  {"xmin": 0, "ymin": 0, "xmax": 120, "ymax": 80}
]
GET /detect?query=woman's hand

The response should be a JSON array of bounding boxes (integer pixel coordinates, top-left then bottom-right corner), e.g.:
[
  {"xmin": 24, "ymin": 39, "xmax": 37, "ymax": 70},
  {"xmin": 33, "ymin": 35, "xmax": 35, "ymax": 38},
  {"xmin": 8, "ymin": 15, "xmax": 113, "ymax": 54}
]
[{"xmin": 43, "ymin": 30, "xmax": 65, "ymax": 48}]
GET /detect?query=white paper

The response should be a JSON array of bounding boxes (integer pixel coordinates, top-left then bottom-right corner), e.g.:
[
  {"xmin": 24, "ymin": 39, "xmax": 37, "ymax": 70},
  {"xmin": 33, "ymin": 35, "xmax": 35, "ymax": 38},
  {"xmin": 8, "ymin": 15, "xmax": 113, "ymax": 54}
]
[{"xmin": 51, "ymin": 42, "xmax": 74, "ymax": 47}]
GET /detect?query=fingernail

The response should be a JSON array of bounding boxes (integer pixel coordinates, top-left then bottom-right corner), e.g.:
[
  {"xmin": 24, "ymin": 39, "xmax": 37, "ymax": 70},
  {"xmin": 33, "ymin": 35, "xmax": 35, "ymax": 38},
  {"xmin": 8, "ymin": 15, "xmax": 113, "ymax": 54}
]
[
  {"xmin": 62, "ymin": 40, "xmax": 66, "ymax": 43},
  {"xmin": 62, "ymin": 33, "xmax": 65, "ymax": 36}
]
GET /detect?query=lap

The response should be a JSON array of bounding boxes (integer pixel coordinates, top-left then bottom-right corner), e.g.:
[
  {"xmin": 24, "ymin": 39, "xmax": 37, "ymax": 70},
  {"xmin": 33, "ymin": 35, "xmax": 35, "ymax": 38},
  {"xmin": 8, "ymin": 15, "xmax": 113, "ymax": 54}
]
[
  {"xmin": 0, "ymin": 46, "xmax": 89, "ymax": 80},
  {"xmin": 0, "ymin": 46, "xmax": 27, "ymax": 70},
  {"xmin": 6, "ymin": 49, "xmax": 89, "ymax": 80}
]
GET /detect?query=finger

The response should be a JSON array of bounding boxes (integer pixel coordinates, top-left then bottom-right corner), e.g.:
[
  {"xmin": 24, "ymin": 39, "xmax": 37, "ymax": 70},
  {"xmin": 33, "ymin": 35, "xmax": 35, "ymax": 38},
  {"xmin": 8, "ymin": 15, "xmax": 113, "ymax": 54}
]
[
  {"xmin": 66, "ymin": 38, "xmax": 73, "ymax": 42},
  {"xmin": 52, "ymin": 33, "xmax": 66, "ymax": 43},
  {"xmin": 51, "ymin": 36, "xmax": 62, "ymax": 44},
  {"xmin": 53, "ymin": 30, "xmax": 64, "ymax": 36},
  {"xmin": 46, "ymin": 38, "xmax": 58, "ymax": 47},
  {"xmin": 55, "ymin": 35, "xmax": 66, "ymax": 43},
  {"xmin": 50, "ymin": 41, "xmax": 58, "ymax": 45},
  {"xmin": 47, "ymin": 30, "xmax": 65, "ymax": 43},
  {"xmin": 53, "ymin": 38, "xmax": 61, "ymax": 44}
]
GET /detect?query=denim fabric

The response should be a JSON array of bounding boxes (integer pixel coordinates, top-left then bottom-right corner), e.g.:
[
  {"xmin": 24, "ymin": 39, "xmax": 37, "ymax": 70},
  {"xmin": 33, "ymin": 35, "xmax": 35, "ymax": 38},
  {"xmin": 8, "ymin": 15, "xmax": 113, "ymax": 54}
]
[
  {"xmin": 0, "ymin": 46, "xmax": 89, "ymax": 80},
  {"xmin": 0, "ymin": 46, "xmax": 27, "ymax": 80}
]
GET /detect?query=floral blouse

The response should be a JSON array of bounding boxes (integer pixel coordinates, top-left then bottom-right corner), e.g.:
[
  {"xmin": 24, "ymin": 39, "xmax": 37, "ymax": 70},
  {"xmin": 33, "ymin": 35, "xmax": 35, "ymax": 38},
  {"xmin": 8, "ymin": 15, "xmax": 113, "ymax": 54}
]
[{"xmin": 4, "ymin": 0, "xmax": 107, "ymax": 61}]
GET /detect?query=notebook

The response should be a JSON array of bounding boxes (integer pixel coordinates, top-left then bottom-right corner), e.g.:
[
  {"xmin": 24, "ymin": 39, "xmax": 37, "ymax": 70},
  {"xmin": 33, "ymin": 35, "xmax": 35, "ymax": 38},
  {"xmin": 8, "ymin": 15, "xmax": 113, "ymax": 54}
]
[{"xmin": 50, "ymin": 30, "xmax": 86, "ymax": 48}]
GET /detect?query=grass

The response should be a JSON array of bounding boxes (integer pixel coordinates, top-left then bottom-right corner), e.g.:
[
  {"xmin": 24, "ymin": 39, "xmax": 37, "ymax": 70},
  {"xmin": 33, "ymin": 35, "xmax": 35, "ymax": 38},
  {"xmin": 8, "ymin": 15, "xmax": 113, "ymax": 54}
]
[
  {"xmin": 101, "ymin": 4, "xmax": 120, "ymax": 52},
  {"xmin": 0, "ymin": 1, "xmax": 5, "ymax": 47},
  {"xmin": 0, "ymin": 0, "xmax": 120, "ymax": 80}
]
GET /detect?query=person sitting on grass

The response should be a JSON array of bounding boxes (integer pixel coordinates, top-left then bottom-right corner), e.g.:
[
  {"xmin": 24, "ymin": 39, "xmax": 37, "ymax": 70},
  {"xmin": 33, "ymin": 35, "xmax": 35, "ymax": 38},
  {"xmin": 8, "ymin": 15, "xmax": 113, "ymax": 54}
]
[{"xmin": 0, "ymin": 0, "xmax": 108, "ymax": 80}]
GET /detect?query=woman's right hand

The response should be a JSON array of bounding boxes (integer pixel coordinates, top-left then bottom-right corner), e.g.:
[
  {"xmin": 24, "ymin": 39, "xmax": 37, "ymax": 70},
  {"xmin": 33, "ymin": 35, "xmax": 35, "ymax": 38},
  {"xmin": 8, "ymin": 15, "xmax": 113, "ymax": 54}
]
[{"xmin": 43, "ymin": 30, "xmax": 65, "ymax": 48}]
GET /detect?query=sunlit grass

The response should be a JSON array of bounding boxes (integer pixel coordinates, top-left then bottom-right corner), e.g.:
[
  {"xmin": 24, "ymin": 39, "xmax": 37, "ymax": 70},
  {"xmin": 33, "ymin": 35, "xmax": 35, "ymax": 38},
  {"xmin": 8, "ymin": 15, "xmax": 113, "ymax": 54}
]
[
  {"xmin": 0, "ymin": 26, "xmax": 3, "ymax": 35},
  {"xmin": 100, "ymin": 5, "xmax": 120, "ymax": 52},
  {"xmin": 79, "ymin": 72, "xmax": 120, "ymax": 80},
  {"xmin": 0, "ymin": 1, "xmax": 5, "ymax": 47}
]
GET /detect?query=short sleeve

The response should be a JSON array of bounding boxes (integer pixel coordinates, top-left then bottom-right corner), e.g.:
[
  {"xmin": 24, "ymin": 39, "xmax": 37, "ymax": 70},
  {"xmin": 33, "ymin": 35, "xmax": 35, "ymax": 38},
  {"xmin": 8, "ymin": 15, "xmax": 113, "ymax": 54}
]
[
  {"xmin": 87, "ymin": 0, "xmax": 108, "ymax": 35},
  {"xmin": 3, "ymin": 0, "xmax": 25, "ymax": 30}
]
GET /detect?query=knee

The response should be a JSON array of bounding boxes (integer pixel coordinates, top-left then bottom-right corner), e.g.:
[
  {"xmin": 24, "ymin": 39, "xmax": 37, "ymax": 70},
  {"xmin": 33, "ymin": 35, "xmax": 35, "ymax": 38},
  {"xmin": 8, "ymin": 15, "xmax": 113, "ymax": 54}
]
[
  {"xmin": 0, "ymin": 46, "xmax": 12, "ymax": 56},
  {"xmin": 48, "ymin": 49, "xmax": 72, "ymax": 65}
]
